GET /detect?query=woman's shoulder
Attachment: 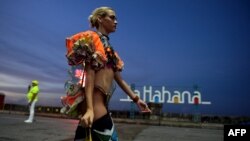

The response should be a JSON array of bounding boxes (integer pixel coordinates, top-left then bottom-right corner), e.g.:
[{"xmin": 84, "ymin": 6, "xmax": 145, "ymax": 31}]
[
  {"xmin": 67, "ymin": 30, "xmax": 98, "ymax": 40},
  {"xmin": 65, "ymin": 30, "xmax": 107, "ymax": 68}
]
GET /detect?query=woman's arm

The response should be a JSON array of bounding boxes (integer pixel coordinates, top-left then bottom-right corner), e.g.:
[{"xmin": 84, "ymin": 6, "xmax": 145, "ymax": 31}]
[
  {"xmin": 114, "ymin": 71, "xmax": 151, "ymax": 113},
  {"xmin": 80, "ymin": 63, "xmax": 95, "ymax": 127}
]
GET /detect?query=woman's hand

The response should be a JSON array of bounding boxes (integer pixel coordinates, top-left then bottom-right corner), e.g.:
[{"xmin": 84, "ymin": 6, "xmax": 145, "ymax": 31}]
[
  {"xmin": 80, "ymin": 109, "xmax": 94, "ymax": 128},
  {"xmin": 136, "ymin": 99, "xmax": 152, "ymax": 113}
]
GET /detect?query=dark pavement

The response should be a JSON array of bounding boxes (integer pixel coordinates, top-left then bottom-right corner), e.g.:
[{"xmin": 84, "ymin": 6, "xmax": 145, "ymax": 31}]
[{"xmin": 0, "ymin": 112, "xmax": 223, "ymax": 141}]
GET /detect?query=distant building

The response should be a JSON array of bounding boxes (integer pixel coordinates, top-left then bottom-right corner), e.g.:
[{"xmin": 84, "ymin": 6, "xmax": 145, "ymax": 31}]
[{"xmin": 0, "ymin": 93, "xmax": 5, "ymax": 110}]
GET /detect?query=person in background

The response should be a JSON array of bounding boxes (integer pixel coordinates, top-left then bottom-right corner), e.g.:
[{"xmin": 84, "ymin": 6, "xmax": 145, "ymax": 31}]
[
  {"xmin": 66, "ymin": 6, "xmax": 151, "ymax": 141},
  {"xmin": 24, "ymin": 80, "xmax": 40, "ymax": 123}
]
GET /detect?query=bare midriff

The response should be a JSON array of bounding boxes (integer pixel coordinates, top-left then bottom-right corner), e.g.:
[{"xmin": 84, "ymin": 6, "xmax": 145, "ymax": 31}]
[{"xmin": 93, "ymin": 66, "xmax": 115, "ymax": 121}]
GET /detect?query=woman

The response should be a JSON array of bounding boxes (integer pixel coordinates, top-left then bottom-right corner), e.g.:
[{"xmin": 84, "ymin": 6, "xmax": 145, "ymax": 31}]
[{"xmin": 68, "ymin": 7, "xmax": 151, "ymax": 141}]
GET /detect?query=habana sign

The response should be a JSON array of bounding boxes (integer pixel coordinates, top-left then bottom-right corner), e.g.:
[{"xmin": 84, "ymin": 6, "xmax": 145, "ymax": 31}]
[{"xmin": 120, "ymin": 86, "xmax": 211, "ymax": 105}]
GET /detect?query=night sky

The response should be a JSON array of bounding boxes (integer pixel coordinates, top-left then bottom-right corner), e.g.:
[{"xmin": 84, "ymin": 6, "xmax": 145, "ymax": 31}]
[{"xmin": 0, "ymin": 0, "xmax": 249, "ymax": 116}]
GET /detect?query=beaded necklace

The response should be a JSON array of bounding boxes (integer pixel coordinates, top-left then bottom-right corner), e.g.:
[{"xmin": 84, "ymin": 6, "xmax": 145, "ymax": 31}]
[{"xmin": 97, "ymin": 32, "xmax": 119, "ymax": 71}]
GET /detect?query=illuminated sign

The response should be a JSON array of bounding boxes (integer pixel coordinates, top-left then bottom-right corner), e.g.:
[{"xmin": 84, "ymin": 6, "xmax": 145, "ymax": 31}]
[{"xmin": 120, "ymin": 86, "xmax": 211, "ymax": 105}]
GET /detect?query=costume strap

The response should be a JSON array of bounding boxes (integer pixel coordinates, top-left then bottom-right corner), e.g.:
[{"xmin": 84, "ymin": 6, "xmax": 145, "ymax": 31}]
[{"xmin": 85, "ymin": 127, "xmax": 92, "ymax": 141}]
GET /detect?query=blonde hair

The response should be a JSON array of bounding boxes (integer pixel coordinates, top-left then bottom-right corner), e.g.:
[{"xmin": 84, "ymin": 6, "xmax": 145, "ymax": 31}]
[{"xmin": 88, "ymin": 7, "xmax": 114, "ymax": 28}]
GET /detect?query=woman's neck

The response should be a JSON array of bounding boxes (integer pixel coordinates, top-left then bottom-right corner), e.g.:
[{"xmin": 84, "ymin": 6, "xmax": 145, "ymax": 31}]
[
  {"xmin": 97, "ymin": 30, "xmax": 110, "ymax": 40},
  {"xmin": 97, "ymin": 27, "xmax": 109, "ymax": 36}
]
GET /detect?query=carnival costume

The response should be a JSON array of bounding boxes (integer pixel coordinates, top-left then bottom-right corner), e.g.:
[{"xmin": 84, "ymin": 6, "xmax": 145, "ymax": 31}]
[{"xmin": 61, "ymin": 30, "xmax": 123, "ymax": 141}]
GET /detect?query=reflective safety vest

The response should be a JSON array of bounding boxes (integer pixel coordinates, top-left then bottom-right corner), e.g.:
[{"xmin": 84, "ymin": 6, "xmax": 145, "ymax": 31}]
[{"xmin": 26, "ymin": 85, "xmax": 39, "ymax": 102}]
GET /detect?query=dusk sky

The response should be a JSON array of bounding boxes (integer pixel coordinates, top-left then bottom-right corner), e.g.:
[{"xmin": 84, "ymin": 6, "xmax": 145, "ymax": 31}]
[{"xmin": 0, "ymin": 0, "xmax": 249, "ymax": 116}]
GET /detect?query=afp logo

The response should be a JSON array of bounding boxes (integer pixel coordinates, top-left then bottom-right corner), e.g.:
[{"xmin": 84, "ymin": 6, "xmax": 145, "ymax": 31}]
[{"xmin": 224, "ymin": 125, "xmax": 249, "ymax": 141}]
